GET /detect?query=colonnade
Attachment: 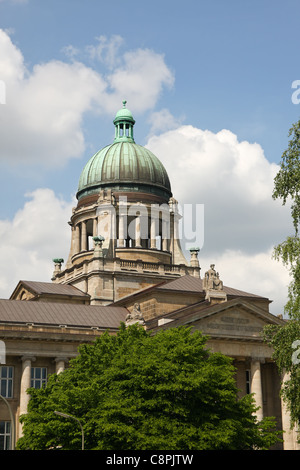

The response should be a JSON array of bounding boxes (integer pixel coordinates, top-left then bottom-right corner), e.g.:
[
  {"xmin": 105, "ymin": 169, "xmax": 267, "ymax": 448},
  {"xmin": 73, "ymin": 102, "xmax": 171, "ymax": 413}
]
[
  {"xmin": 71, "ymin": 209, "xmax": 175, "ymax": 259},
  {"xmin": 249, "ymin": 357, "xmax": 300, "ymax": 450},
  {"xmin": 117, "ymin": 212, "xmax": 171, "ymax": 251},
  {"xmin": 19, "ymin": 356, "xmax": 68, "ymax": 439},
  {"xmin": 114, "ymin": 122, "xmax": 134, "ymax": 140},
  {"xmin": 73, "ymin": 218, "xmax": 98, "ymax": 254}
]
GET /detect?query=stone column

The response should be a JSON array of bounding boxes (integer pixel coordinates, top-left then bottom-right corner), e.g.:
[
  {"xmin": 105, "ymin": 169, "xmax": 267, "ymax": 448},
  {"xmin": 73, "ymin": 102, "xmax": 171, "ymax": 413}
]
[
  {"xmin": 118, "ymin": 214, "xmax": 125, "ymax": 247},
  {"xmin": 19, "ymin": 356, "xmax": 35, "ymax": 436},
  {"xmin": 55, "ymin": 358, "xmax": 68, "ymax": 375},
  {"xmin": 250, "ymin": 358, "xmax": 264, "ymax": 421},
  {"xmin": 169, "ymin": 212, "xmax": 175, "ymax": 262},
  {"xmin": 93, "ymin": 218, "xmax": 98, "ymax": 238},
  {"xmin": 135, "ymin": 215, "xmax": 141, "ymax": 248},
  {"xmin": 162, "ymin": 219, "xmax": 169, "ymax": 251},
  {"xmin": 150, "ymin": 217, "xmax": 157, "ymax": 249},
  {"xmin": 74, "ymin": 224, "xmax": 81, "ymax": 254},
  {"xmin": 81, "ymin": 220, "xmax": 87, "ymax": 251},
  {"xmin": 66, "ymin": 224, "xmax": 75, "ymax": 266}
]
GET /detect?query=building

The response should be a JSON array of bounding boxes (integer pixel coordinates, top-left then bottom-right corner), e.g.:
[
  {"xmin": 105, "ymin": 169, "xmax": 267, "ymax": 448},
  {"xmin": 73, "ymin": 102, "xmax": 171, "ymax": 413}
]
[{"xmin": 0, "ymin": 103, "xmax": 298, "ymax": 450}]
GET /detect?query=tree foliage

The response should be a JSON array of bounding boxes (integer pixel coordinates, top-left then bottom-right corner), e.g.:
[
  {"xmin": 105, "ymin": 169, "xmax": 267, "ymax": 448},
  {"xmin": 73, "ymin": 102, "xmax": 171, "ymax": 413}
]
[
  {"xmin": 17, "ymin": 324, "xmax": 280, "ymax": 450},
  {"xmin": 263, "ymin": 119, "xmax": 300, "ymax": 437},
  {"xmin": 264, "ymin": 321, "xmax": 300, "ymax": 429},
  {"xmin": 272, "ymin": 118, "xmax": 300, "ymax": 319}
]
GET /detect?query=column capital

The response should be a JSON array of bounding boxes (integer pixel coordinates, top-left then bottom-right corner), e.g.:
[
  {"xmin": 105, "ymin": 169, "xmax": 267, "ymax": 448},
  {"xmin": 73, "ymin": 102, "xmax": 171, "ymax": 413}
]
[
  {"xmin": 20, "ymin": 355, "xmax": 36, "ymax": 363},
  {"xmin": 54, "ymin": 357, "xmax": 69, "ymax": 374},
  {"xmin": 54, "ymin": 357, "xmax": 69, "ymax": 364},
  {"xmin": 251, "ymin": 356, "xmax": 265, "ymax": 364}
]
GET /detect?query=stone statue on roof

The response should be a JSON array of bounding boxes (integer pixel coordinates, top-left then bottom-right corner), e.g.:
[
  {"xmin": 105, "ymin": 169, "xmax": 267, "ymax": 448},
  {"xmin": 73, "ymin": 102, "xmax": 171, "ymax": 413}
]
[
  {"xmin": 203, "ymin": 264, "xmax": 223, "ymax": 291},
  {"xmin": 125, "ymin": 302, "xmax": 145, "ymax": 326}
]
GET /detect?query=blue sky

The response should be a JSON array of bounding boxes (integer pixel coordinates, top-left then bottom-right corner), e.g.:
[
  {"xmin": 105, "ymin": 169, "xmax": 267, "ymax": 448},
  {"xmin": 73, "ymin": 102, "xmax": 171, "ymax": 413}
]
[{"xmin": 0, "ymin": 0, "xmax": 299, "ymax": 313}]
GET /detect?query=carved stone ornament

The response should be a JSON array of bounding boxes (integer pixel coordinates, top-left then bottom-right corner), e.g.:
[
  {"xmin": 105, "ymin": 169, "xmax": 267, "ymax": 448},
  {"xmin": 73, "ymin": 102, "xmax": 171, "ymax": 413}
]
[{"xmin": 125, "ymin": 302, "xmax": 145, "ymax": 326}]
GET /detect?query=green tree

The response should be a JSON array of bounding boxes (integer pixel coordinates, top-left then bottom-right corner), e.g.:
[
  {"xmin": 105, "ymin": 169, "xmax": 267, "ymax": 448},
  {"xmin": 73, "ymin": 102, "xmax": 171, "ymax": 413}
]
[
  {"xmin": 263, "ymin": 119, "xmax": 300, "ymax": 438},
  {"xmin": 272, "ymin": 118, "xmax": 300, "ymax": 319},
  {"xmin": 264, "ymin": 321, "xmax": 300, "ymax": 428},
  {"xmin": 17, "ymin": 324, "xmax": 280, "ymax": 450}
]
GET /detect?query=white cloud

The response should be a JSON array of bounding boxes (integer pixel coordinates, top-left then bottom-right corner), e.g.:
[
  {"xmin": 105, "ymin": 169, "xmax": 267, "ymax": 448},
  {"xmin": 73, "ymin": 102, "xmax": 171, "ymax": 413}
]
[
  {"xmin": 85, "ymin": 34, "xmax": 124, "ymax": 69},
  {"xmin": 0, "ymin": 30, "xmax": 106, "ymax": 167},
  {"xmin": 0, "ymin": 30, "xmax": 175, "ymax": 168},
  {"xmin": 61, "ymin": 44, "xmax": 80, "ymax": 60},
  {"xmin": 146, "ymin": 125, "xmax": 293, "ymax": 254},
  {"xmin": 0, "ymin": 189, "xmax": 74, "ymax": 298},
  {"xmin": 147, "ymin": 108, "xmax": 185, "ymax": 136},
  {"xmin": 0, "ymin": 29, "xmax": 25, "ymax": 83},
  {"xmin": 146, "ymin": 125, "xmax": 293, "ymax": 315},
  {"xmin": 200, "ymin": 250, "xmax": 290, "ymax": 316},
  {"xmin": 101, "ymin": 48, "xmax": 175, "ymax": 114}
]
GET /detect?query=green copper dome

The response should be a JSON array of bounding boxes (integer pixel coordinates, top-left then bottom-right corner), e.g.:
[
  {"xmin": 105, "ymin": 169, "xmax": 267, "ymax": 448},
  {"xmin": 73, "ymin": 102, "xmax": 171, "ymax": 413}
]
[{"xmin": 77, "ymin": 102, "xmax": 172, "ymax": 201}]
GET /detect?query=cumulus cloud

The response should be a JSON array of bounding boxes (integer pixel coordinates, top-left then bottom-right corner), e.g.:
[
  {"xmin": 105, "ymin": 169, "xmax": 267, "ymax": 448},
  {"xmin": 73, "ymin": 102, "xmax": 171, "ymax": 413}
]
[
  {"xmin": 200, "ymin": 250, "xmax": 290, "ymax": 316},
  {"xmin": 101, "ymin": 48, "xmax": 175, "ymax": 114},
  {"xmin": 147, "ymin": 108, "xmax": 185, "ymax": 136},
  {"xmin": 0, "ymin": 189, "xmax": 74, "ymax": 298},
  {"xmin": 146, "ymin": 125, "xmax": 292, "ymax": 315},
  {"xmin": 85, "ymin": 34, "xmax": 124, "ymax": 69},
  {"xmin": 0, "ymin": 30, "xmax": 105, "ymax": 167},
  {"xmin": 146, "ymin": 125, "xmax": 293, "ymax": 255},
  {"xmin": 0, "ymin": 30, "xmax": 174, "ymax": 167}
]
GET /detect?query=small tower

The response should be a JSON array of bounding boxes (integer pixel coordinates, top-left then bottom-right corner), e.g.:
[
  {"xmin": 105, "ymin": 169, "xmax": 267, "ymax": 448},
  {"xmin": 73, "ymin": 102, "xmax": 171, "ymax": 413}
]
[
  {"xmin": 113, "ymin": 100, "xmax": 135, "ymax": 143},
  {"xmin": 52, "ymin": 103, "xmax": 200, "ymax": 304}
]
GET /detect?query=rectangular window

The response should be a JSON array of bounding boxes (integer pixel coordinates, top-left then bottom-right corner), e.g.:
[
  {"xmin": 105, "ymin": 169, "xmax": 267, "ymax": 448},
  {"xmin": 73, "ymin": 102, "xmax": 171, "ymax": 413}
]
[
  {"xmin": 246, "ymin": 369, "xmax": 251, "ymax": 394},
  {"xmin": 31, "ymin": 367, "xmax": 47, "ymax": 389},
  {"xmin": 0, "ymin": 421, "xmax": 11, "ymax": 450},
  {"xmin": 0, "ymin": 366, "xmax": 13, "ymax": 398}
]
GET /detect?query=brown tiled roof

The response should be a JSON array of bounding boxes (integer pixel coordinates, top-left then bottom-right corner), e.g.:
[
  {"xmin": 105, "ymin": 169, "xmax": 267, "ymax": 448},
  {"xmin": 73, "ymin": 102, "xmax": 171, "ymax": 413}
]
[
  {"xmin": 0, "ymin": 299, "xmax": 127, "ymax": 329},
  {"xmin": 113, "ymin": 274, "xmax": 268, "ymax": 309},
  {"xmin": 10, "ymin": 281, "xmax": 90, "ymax": 299},
  {"xmin": 156, "ymin": 275, "xmax": 268, "ymax": 299}
]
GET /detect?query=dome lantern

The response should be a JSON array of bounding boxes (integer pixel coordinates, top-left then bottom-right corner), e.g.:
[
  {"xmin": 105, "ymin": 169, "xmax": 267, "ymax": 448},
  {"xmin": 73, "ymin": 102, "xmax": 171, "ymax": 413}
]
[{"xmin": 113, "ymin": 100, "xmax": 135, "ymax": 143}]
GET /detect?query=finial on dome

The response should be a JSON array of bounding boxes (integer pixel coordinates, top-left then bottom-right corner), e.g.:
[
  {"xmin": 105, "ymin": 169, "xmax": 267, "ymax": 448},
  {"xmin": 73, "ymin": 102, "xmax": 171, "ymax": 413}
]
[{"xmin": 122, "ymin": 100, "xmax": 127, "ymax": 108}]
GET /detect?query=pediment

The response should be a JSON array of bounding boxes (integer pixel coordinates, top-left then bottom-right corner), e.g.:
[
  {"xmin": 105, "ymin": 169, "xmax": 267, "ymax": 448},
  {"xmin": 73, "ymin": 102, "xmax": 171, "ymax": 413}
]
[
  {"xmin": 10, "ymin": 282, "xmax": 36, "ymax": 301},
  {"xmin": 196, "ymin": 306, "xmax": 269, "ymax": 339},
  {"xmin": 155, "ymin": 298, "xmax": 285, "ymax": 341}
]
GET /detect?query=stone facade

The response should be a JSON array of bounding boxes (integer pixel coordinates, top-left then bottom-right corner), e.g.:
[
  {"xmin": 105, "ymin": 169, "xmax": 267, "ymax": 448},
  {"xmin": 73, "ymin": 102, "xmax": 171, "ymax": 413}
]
[{"xmin": 52, "ymin": 190, "xmax": 199, "ymax": 305}]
